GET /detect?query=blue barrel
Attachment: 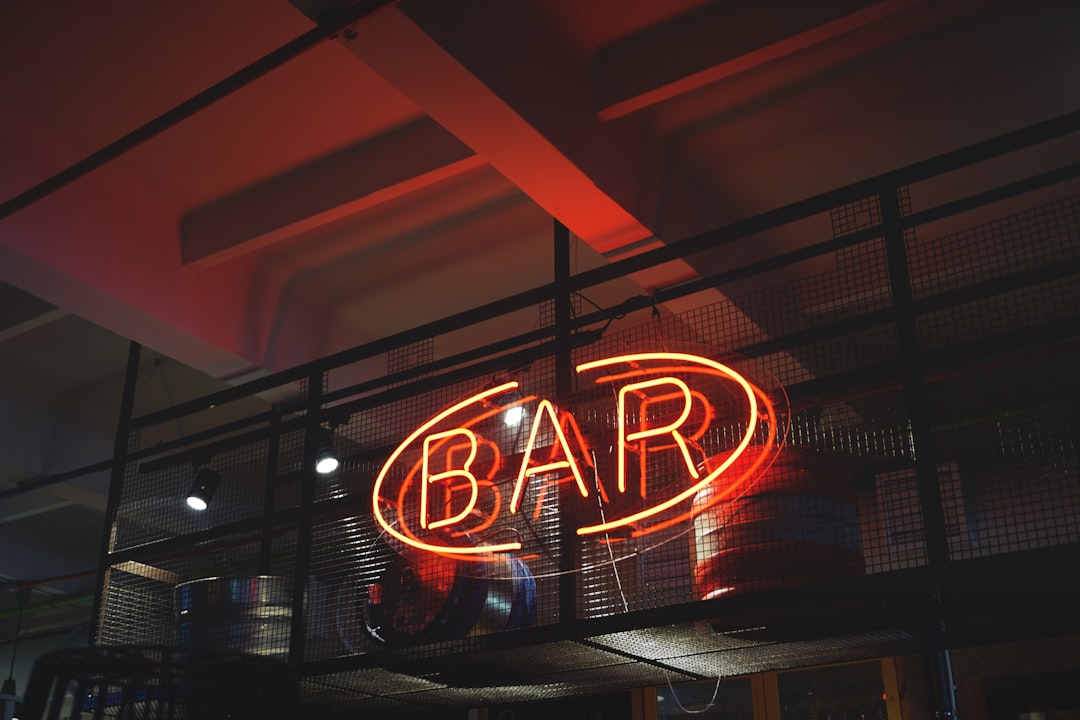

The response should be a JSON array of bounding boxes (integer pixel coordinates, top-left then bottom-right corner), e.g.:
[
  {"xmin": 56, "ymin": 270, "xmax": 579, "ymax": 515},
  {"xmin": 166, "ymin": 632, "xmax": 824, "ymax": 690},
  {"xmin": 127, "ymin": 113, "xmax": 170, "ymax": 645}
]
[
  {"xmin": 175, "ymin": 576, "xmax": 292, "ymax": 659},
  {"xmin": 693, "ymin": 447, "xmax": 865, "ymax": 599},
  {"xmin": 362, "ymin": 551, "xmax": 535, "ymax": 646}
]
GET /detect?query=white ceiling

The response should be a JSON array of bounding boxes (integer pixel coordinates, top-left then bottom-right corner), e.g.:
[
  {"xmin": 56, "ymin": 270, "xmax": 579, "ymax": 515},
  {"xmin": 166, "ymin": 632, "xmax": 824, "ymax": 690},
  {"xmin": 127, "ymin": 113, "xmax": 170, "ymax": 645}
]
[{"xmin": 1, "ymin": 0, "xmax": 1078, "ymax": 676}]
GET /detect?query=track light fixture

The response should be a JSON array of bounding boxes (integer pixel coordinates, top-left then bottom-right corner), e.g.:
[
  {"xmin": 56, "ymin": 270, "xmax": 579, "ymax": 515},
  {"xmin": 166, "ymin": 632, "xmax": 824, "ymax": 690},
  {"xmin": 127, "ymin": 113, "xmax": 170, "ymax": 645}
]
[
  {"xmin": 313, "ymin": 426, "xmax": 339, "ymax": 475},
  {"xmin": 186, "ymin": 465, "xmax": 221, "ymax": 511}
]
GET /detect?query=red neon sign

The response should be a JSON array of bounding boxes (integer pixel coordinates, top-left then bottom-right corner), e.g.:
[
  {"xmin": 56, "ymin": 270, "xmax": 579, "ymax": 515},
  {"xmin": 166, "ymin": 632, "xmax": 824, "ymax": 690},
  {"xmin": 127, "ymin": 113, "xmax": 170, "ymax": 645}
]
[
  {"xmin": 510, "ymin": 399, "xmax": 590, "ymax": 514},
  {"xmin": 372, "ymin": 352, "xmax": 780, "ymax": 558},
  {"xmin": 575, "ymin": 352, "xmax": 764, "ymax": 536},
  {"xmin": 372, "ymin": 382, "xmax": 525, "ymax": 555}
]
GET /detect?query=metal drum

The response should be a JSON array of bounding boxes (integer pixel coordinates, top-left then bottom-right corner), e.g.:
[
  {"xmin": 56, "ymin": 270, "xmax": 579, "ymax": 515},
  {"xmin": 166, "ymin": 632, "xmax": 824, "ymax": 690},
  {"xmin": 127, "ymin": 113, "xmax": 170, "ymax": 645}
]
[
  {"xmin": 692, "ymin": 447, "xmax": 865, "ymax": 600},
  {"xmin": 362, "ymin": 549, "xmax": 535, "ymax": 646},
  {"xmin": 175, "ymin": 576, "xmax": 292, "ymax": 659}
]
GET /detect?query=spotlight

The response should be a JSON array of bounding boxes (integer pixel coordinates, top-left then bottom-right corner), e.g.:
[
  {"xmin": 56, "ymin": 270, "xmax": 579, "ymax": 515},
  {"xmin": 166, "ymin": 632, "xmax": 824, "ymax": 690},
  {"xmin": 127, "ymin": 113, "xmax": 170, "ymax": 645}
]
[
  {"xmin": 488, "ymin": 383, "xmax": 525, "ymax": 427},
  {"xmin": 313, "ymin": 427, "xmax": 339, "ymax": 475},
  {"xmin": 503, "ymin": 405, "xmax": 525, "ymax": 427},
  {"xmin": 186, "ymin": 466, "xmax": 221, "ymax": 511}
]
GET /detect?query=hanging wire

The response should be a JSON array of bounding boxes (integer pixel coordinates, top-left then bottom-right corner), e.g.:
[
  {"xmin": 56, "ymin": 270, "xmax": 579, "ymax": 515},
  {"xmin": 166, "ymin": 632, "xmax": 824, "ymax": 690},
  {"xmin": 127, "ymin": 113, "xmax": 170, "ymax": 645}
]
[
  {"xmin": 664, "ymin": 671, "xmax": 723, "ymax": 716},
  {"xmin": 155, "ymin": 358, "xmax": 188, "ymax": 439},
  {"xmin": 590, "ymin": 451, "xmax": 629, "ymax": 613},
  {"xmin": 572, "ymin": 290, "xmax": 653, "ymax": 339},
  {"xmin": 134, "ymin": 356, "xmax": 188, "ymax": 440},
  {"xmin": 648, "ymin": 291, "xmax": 673, "ymax": 353},
  {"xmin": 134, "ymin": 357, "xmax": 162, "ymax": 394}
]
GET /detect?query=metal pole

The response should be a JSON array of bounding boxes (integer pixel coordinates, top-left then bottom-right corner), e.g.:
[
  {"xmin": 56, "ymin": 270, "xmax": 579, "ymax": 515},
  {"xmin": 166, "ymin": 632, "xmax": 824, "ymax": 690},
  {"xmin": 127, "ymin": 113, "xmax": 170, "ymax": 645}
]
[
  {"xmin": 89, "ymin": 341, "xmax": 142, "ymax": 645},
  {"xmin": 879, "ymin": 187, "xmax": 957, "ymax": 718},
  {"xmin": 879, "ymin": 187, "xmax": 950, "ymax": 568},
  {"xmin": 289, "ymin": 371, "xmax": 324, "ymax": 666},
  {"xmin": 930, "ymin": 647, "xmax": 958, "ymax": 719},
  {"xmin": 260, "ymin": 409, "xmax": 282, "ymax": 574},
  {"xmin": 554, "ymin": 219, "xmax": 577, "ymax": 623}
]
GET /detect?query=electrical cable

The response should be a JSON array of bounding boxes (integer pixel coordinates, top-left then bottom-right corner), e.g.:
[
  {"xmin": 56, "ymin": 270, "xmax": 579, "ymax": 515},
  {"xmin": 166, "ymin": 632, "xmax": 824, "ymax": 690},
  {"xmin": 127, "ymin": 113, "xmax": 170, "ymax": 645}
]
[
  {"xmin": 663, "ymin": 670, "xmax": 722, "ymax": 715},
  {"xmin": 573, "ymin": 291, "xmax": 607, "ymax": 314},
  {"xmin": 577, "ymin": 291, "xmax": 650, "ymax": 339},
  {"xmin": 591, "ymin": 450, "xmax": 629, "ymax": 613},
  {"xmin": 156, "ymin": 358, "xmax": 187, "ymax": 439}
]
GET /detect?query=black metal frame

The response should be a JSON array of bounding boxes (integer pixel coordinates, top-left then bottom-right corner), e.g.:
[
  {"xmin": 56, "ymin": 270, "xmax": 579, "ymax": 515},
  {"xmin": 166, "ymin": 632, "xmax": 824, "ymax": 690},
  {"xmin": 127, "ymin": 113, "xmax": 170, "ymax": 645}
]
[{"xmin": 91, "ymin": 108, "xmax": 1080, "ymax": 715}]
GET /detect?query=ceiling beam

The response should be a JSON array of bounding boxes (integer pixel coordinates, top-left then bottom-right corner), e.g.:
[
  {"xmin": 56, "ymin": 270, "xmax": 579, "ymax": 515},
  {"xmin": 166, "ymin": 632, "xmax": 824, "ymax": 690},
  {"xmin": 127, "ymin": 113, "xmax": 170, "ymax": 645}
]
[
  {"xmin": 0, "ymin": 110, "xmax": 265, "ymax": 376},
  {"xmin": 0, "ymin": 500, "xmax": 73, "ymax": 527},
  {"xmin": 338, "ymin": 2, "xmax": 654, "ymax": 255},
  {"xmin": 181, "ymin": 117, "xmax": 482, "ymax": 266},
  {"xmin": 45, "ymin": 482, "xmax": 108, "ymax": 513},
  {"xmin": 317, "ymin": 0, "xmax": 816, "ymax": 385},
  {"xmin": 0, "ymin": 308, "xmax": 68, "ymax": 344},
  {"xmin": 594, "ymin": 0, "xmax": 926, "ymax": 121}
]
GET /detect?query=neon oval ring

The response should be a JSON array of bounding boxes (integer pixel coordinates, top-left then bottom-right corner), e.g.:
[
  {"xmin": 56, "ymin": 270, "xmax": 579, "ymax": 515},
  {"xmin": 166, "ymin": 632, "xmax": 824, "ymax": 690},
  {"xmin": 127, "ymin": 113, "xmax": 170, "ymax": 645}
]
[
  {"xmin": 371, "ymin": 381, "xmax": 524, "ymax": 555},
  {"xmin": 574, "ymin": 352, "xmax": 759, "ymax": 536}
]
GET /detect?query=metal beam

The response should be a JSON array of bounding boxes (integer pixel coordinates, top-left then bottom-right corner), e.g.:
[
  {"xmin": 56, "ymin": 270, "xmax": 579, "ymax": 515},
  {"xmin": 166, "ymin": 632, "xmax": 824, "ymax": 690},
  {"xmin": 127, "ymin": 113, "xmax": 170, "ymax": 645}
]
[
  {"xmin": 0, "ymin": 500, "xmax": 73, "ymax": 527},
  {"xmin": 0, "ymin": 308, "xmax": 67, "ymax": 344},
  {"xmin": 181, "ymin": 118, "xmax": 481, "ymax": 266},
  {"xmin": 595, "ymin": 0, "xmax": 915, "ymax": 120}
]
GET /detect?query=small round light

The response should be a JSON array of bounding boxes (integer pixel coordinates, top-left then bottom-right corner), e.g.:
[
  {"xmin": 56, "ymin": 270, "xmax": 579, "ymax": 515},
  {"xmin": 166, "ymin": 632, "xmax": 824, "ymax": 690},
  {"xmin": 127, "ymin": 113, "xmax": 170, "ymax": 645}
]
[
  {"xmin": 186, "ymin": 495, "xmax": 208, "ymax": 511},
  {"xmin": 503, "ymin": 406, "xmax": 525, "ymax": 426},
  {"xmin": 316, "ymin": 456, "xmax": 339, "ymax": 475}
]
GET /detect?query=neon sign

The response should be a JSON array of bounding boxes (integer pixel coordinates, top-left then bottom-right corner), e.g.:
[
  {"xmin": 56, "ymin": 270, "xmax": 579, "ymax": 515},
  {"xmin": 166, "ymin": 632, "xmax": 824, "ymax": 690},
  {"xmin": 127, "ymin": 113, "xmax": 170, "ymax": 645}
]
[{"xmin": 371, "ymin": 352, "xmax": 781, "ymax": 558}]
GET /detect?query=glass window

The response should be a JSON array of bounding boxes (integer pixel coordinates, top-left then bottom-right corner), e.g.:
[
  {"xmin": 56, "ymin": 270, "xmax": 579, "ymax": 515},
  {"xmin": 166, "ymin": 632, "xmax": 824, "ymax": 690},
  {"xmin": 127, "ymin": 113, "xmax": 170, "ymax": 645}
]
[
  {"xmin": 777, "ymin": 661, "xmax": 887, "ymax": 720},
  {"xmin": 657, "ymin": 677, "xmax": 754, "ymax": 719},
  {"xmin": 984, "ymin": 670, "xmax": 1080, "ymax": 720}
]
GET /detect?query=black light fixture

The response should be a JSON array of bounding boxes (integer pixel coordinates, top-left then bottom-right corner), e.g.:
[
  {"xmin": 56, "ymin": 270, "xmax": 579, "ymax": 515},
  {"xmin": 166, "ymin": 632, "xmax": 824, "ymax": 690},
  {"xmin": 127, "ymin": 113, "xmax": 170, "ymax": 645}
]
[
  {"xmin": 313, "ymin": 426, "xmax": 339, "ymax": 475},
  {"xmin": 186, "ymin": 465, "xmax": 221, "ymax": 511}
]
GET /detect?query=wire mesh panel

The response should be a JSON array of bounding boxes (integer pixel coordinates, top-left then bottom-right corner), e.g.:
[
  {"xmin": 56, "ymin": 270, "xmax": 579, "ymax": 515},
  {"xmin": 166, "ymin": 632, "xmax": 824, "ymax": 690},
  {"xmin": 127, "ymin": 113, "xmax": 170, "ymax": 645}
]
[
  {"xmin": 907, "ymin": 194, "xmax": 1080, "ymax": 561},
  {"xmin": 305, "ymin": 511, "xmax": 385, "ymax": 660},
  {"xmin": 99, "ymin": 528, "xmax": 297, "ymax": 655},
  {"xmin": 88, "ymin": 114, "xmax": 1080, "ymax": 714},
  {"xmin": 273, "ymin": 427, "xmax": 307, "ymax": 510},
  {"xmin": 307, "ymin": 353, "xmax": 564, "ymax": 660},
  {"xmin": 565, "ymin": 233, "xmax": 924, "ymax": 616},
  {"xmin": 175, "ymin": 576, "xmax": 292, "ymax": 660},
  {"xmin": 907, "ymin": 195, "xmax": 1080, "ymax": 302},
  {"xmin": 565, "ymin": 341, "xmax": 789, "ymax": 617},
  {"xmin": 112, "ymin": 437, "xmax": 271, "ymax": 551},
  {"xmin": 98, "ymin": 565, "xmax": 177, "ymax": 648}
]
